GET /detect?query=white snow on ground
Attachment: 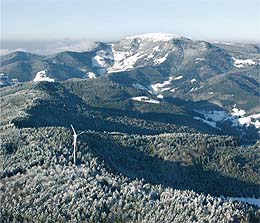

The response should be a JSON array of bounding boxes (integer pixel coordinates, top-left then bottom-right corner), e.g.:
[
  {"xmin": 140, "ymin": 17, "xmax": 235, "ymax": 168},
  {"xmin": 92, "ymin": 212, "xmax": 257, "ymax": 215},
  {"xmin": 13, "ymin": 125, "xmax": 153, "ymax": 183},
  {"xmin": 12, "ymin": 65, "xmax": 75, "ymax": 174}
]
[
  {"xmin": 190, "ymin": 87, "xmax": 198, "ymax": 92},
  {"xmin": 79, "ymin": 68, "xmax": 87, "ymax": 72},
  {"xmin": 33, "ymin": 70, "xmax": 54, "ymax": 82},
  {"xmin": 231, "ymin": 108, "xmax": 260, "ymax": 129},
  {"xmin": 97, "ymin": 33, "xmax": 181, "ymax": 73},
  {"xmin": 190, "ymin": 79, "xmax": 196, "ymax": 83},
  {"xmin": 87, "ymin": 72, "xmax": 96, "ymax": 79},
  {"xmin": 125, "ymin": 33, "xmax": 181, "ymax": 42},
  {"xmin": 154, "ymin": 53, "xmax": 168, "ymax": 64},
  {"xmin": 131, "ymin": 96, "xmax": 160, "ymax": 104},
  {"xmin": 157, "ymin": 94, "xmax": 164, "ymax": 99},
  {"xmin": 226, "ymin": 197, "xmax": 260, "ymax": 208},
  {"xmin": 195, "ymin": 58, "xmax": 205, "ymax": 63},
  {"xmin": 194, "ymin": 116, "xmax": 219, "ymax": 129},
  {"xmin": 202, "ymin": 110, "xmax": 228, "ymax": 122},
  {"xmin": 108, "ymin": 49, "xmax": 146, "ymax": 73},
  {"xmin": 109, "ymin": 48, "xmax": 169, "ymax": 72},
  {"xmin": 153, "ymin": 46, "xmax": 160, "ymax": 52},
  {"xmin": 91, "ymin": 48, "xmax": 113, "ymax": 74},
  {"xmin": 151, "ymin": 76, "xmax": 183, "ymax": 93},
  {"xmin": 194, "ymin": 110, "xmax": 232, "ymax": 129},
  {"xmin": 147, "ymin": 53, "xmax": 154, "ymax": 59},
  {"xmin": 174, "ymin": 75, "xmax": 183, "ymax": 80},
  {"xmin": 220, "ymin": 42, "xmax": 233, "ymax": 45},
  {"xmin": 96, "ymin": 49, "xmax": 113, "ymax": 59},
  {"xmin": 112, "ymin": 49, "xmax": 129, "ymax": 62},
  {"xmin": 160, "ymin": 87, "xmax": 171, "ymax": 92},
  {"xmin": 194, "ymin": 110, "xmax": 234, "ymax": 129},
  {"xmin": 231, "ymin": 108, "xmax": 246, "ymax": 117},
  {"xmin": 170, "ymin": 88, "xmax": 177, "ymax": 92},
  {"xmin": 232, "ymin": 57, "xmax": 256, "ymax": 68},
  {"xmin": 121, "ymin": 53, "xmax": 145, "ymax": 69},
  {"xmin": 92, "ymin": 55, "xmax": 106, "ymax": 67},
  {"xmin": 238, "ymin": 113, "xmax": 260, "ymax": 129},
  {"xmin": 194, "ymin": 109, "xmax": 260, "ymax": 131},
  {"xmin": 208, "ymin": 92, "xmax": 214, "ymax": 95},
  {"xmin": 151, "ymin": 77, "xmax": 174, "ymax": 93}
]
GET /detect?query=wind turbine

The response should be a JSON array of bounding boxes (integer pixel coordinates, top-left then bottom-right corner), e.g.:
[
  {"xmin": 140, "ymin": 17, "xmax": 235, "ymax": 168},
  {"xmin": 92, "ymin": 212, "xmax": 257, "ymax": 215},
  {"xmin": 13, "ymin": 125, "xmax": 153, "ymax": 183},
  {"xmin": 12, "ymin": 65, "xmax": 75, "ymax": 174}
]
[{"xmin": 71, "ymin": 125, "xmax": 85, "ymax": 165}]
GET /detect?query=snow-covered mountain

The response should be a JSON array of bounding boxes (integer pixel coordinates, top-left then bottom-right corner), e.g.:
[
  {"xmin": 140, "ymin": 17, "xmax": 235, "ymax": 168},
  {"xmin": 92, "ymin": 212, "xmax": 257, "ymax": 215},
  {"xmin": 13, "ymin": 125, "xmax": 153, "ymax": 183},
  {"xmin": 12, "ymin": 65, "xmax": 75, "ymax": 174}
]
[
  {"xmin": 92, "ymin": 33, "xmax": 191, "ymax": 74},
  {"xmin": 91, "ymin": 33, "xmax": 258, "ymax": 75},
  {"xmin": 1, "ymin": 33, "xmax": 259, "ymax": 132}
]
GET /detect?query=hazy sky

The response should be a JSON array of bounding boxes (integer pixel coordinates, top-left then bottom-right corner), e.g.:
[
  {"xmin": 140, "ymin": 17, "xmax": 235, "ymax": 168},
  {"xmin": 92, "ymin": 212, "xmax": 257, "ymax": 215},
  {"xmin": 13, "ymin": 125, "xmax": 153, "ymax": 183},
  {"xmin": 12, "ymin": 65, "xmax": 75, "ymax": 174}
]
[{"xmin": 1, "ymin": 0, "xmax": 259, "ymax": 54}]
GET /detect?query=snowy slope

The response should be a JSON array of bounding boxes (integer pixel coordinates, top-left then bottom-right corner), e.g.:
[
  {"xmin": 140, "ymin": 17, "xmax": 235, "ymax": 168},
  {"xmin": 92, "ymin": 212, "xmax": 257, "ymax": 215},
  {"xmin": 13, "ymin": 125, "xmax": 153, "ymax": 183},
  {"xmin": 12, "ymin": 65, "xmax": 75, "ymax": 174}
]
[
  {"xmin": 194, "ymin": 108, "xmax": 260, "ymax": 131},
  {"xmin": 91, "ymin": 33, "xmax": 186, "ymax": 74},
  {"xmin": 33, "ymin": 70, "xmax": 55, "ymax": 82}
]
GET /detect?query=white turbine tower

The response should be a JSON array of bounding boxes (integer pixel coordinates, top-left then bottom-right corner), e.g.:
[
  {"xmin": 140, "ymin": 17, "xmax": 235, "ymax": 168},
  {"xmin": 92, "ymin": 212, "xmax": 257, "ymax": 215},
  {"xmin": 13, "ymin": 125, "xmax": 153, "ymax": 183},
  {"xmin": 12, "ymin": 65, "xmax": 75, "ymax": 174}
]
[{"xmin": 71, "ymin": 125, "xmax": 84, "ymax": 165}]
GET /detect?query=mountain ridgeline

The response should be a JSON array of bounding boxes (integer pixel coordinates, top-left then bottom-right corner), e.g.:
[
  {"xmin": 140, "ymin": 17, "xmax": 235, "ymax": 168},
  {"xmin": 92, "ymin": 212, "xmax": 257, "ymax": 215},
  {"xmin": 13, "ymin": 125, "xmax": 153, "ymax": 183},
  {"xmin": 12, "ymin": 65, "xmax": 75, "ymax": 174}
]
[{"xmin": 1, "ymin": 33, "xmax": 260, "ymax": 222}]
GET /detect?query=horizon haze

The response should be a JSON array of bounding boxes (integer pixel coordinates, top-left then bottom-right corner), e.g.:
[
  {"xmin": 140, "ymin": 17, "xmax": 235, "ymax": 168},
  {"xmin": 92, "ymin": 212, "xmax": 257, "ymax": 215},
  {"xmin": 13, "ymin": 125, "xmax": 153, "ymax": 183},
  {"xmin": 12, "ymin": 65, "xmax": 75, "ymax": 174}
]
[{"xmin": 1, "ymin": 0, "xmax": 259, "ymax": 55}]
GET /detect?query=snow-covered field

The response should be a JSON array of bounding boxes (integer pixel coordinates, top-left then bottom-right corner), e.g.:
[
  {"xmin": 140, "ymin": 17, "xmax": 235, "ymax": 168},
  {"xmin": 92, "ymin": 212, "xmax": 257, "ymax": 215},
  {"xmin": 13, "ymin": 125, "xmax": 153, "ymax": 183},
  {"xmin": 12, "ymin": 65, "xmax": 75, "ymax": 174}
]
[
  {"xmin": 232, "ymin": 57, "xmax": 256, "ymax": 68},
  {"xmin": 151, "ymin": 76, "xmax": 183, "ymax": 94},
  {"xmin": 87, "ymin": 72, "xmax": 96, "ymax": 79},
  {"xmin": 33, "ymin": 70, "xmax": 54, "ymax": 82},
  {"xmin": 131, "ymin": 96, "xmax": 160, "ymax": 104},
  {"xmin": 151, "ymin": 77, "xmax": 174, "ymax": 93},
  {"xmin": 194, "ymin": 108, "xmax": 260, "ymax": 131},
  {"xmin": 174, "ymin": 75, "xmax": 183, "ymax": 80},
  {"xmin": 194, "ymin": 116, "xmax": 220, "ymax": 129}
]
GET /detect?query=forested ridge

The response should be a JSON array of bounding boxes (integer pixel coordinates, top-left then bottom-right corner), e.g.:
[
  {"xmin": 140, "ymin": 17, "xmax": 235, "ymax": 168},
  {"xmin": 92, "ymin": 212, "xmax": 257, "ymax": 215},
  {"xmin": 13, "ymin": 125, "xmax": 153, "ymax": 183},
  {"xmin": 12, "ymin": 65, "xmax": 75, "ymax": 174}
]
[{"xmin": 1, "ymin": 126, "xmax": 259, "ymax": 222}]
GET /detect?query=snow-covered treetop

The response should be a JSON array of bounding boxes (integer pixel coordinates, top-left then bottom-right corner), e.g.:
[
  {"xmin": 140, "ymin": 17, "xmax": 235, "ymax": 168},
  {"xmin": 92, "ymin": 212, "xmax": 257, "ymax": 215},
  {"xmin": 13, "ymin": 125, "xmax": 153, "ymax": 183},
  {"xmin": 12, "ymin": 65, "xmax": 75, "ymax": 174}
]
[{"xmin": 125, "ymin": 33, "xmax": 182, "ymax": 42}]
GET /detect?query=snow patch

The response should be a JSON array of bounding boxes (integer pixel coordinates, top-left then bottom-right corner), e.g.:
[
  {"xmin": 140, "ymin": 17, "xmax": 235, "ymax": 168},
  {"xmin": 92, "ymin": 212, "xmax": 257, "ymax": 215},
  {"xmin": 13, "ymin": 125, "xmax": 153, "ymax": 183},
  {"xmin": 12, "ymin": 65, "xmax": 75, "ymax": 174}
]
[
  {"xmin": 151, "ymin": 77, "xmax": 174, "ymax": 93},
  {"xmin": 231, "ymin": 108, "xmax": 246, "ymax": 117},
  {"xmin": 153, "ymin": 46, "xmax": 160, "ymax": 52},
  {"xmin": 190, "ymin": 79, "xmax": 197, "ymax": 83},
  {"xmin": 194, "ymin": 109, "xmax": 260, "ymax": 131},
  {"xmin": 196, "ymin": 110, "xmax": 230, "ymax": 122},
  {"xmin": 33, "ymin": 70, "xmax": 54, "ymax": 82},
  {"xmin": 195, "ymin": 58, "xmax": 205, "ymax": 63},
  {"xmin": 108, "ymin": 48, "xmax": 145, "ymax": 73},
  {"xmin": 157, "ymin": 94, "xmax": 164, "ymax": 99},
  {"xmin": 194, "ymin": 116, "xmax": 220, "ymax": 130},
  {"xmin": 92, "ymin": 55, "xmax": 106, "ymax": 67},
  {"xmin": 170, "ymin": 88, "xmax": 177, "ymax": 92},
  {"xmin": 131, "ymin": 96, "xmax": 160, "ymax": 104},
  {"xmin": 160, "ymin": 87, "xmax": 171, "ymax": 92},
  {"xmin": 190, "ymin": 87, "xmax": 198, "ymax": 92},
  {"xmin": 238, "ymin": 113, "xmax": 260, "ymax": 129},
  {"xmin": 194, "ymin": 110, "xmax": 231, "ymax": 130},
  {"xmin": 232, "ymin": 57, "xmax": 256, "ymax": 68},
  {"xmin": 174, "ymin": 75, "xmax": 183, "ymax": 80},
  {"xmin": 154, "ymin": 53, "xmax": 168, "ymax": 64},
  {"xmin": 126, "ymin": 33, "xmax": 181, "ymax": 42},
  {"xmin": 87, "ymin": 72, "xmax": 96, "ymax": 79}
]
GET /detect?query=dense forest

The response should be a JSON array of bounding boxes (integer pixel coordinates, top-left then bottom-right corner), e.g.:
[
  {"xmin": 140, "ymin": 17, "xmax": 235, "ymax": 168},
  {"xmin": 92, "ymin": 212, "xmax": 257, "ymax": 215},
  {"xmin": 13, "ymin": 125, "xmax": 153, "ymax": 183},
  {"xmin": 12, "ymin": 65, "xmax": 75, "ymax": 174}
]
[{"xmin": 1, "ymin": 126, "xmax": 259, "ymax": 222}]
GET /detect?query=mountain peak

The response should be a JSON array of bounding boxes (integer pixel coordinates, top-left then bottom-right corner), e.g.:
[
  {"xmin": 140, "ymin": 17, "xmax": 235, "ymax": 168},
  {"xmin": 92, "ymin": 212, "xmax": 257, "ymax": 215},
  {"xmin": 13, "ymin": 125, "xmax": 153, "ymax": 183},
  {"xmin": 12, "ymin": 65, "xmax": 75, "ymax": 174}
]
[{"xmin": 125, "ymin": 33, "xmax": 182, "ymax": 42}]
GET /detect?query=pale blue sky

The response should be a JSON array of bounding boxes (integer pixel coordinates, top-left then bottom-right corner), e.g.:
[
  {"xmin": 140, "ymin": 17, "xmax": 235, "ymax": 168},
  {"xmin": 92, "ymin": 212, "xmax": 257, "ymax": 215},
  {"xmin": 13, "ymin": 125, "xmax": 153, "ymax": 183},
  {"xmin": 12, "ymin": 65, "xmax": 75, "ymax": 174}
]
[{"xmin": 1, "ymin": 0, "xmax": 259, "ymax": 46}]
